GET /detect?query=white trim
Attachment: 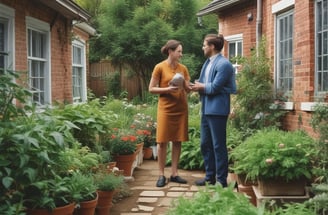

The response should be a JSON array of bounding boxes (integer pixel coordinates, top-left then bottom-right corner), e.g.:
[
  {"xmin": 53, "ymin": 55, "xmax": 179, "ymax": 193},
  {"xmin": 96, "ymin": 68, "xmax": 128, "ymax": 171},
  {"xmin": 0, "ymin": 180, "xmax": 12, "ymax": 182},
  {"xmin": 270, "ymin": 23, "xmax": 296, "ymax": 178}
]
[
  {"xmin": 225, "ymin": 34, "xmax": 243, "ymax": 42},
  {"xmin": 26, "ymin": 16, "xmax": 51, "ymax": 106},
  {"xmin": 272, "ymin": 0, "xmax": 295, "ymax": 14},
  {"xmin": 72, "ymin": 39, "xmax": 87, "ymax": 103},
  {"xmin": 0, "ymin": 3, "xmax": 15, "ymax": 71},
  {"xmin": 300, "ymin": 102, "xmax": 328, "ymax": 111}
]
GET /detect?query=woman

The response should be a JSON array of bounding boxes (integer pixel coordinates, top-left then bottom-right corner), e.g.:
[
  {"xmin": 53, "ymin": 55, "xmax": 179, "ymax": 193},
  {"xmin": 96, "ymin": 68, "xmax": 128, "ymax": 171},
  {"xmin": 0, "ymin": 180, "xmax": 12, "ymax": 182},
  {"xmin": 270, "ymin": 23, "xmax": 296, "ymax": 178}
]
[{"xmin": 149, "ymin": 40, "xmax": 191, "ymax": 187}]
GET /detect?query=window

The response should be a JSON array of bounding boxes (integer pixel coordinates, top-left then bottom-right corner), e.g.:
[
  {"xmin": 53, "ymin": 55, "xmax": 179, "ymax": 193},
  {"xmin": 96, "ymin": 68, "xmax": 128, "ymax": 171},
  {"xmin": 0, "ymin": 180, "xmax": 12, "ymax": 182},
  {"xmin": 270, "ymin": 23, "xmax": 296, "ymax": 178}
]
[
  {"xmin": 315, "ymin": 0, "xmax": 328, "ymax": 94},
  {"xmin": 72, "ymin": 40, "xmax": 87, "ymax": 103},
  {"xmin": 0, "ymin": 3, "xmax": 14, "ymax": 74},
  {"xmin": 225, "ymin": 34, "xmax": 243, "ymax": 73},
  {"xmin": 27, "ymin": 17, "xmax": 50, "ymax": 106},
  {"xmin": 275, "ymin": 10, "xmax": 294, "ymax": 96}
]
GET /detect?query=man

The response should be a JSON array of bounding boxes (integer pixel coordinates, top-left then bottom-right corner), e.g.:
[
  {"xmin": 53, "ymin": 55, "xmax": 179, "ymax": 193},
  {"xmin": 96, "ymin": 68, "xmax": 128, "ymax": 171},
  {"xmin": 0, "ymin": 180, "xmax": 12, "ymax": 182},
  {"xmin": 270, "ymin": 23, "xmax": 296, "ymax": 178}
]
[{"xmin": 191, "ymin": 34, "xmax": 236, "ymax": 187}]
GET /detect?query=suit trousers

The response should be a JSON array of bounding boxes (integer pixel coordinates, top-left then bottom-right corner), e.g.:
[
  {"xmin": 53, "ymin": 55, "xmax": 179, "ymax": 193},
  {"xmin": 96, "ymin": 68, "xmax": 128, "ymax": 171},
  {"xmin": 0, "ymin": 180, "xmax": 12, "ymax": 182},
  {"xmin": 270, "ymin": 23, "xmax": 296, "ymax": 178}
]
[{"xmin": 200, "ymin": 114, "xmax": 228, "ymax": 186}]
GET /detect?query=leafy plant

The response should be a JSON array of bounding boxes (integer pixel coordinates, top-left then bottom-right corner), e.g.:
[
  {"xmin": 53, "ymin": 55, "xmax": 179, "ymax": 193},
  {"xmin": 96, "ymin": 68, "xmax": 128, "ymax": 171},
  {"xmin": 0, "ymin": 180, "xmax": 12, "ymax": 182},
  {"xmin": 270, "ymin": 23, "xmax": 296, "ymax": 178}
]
[
  {"xmin": 231, "ymin": 128, "xmax": 316, "ymax": 181},
  {"xmin": 69, "ymin": 172, "xmax": 97, "ymax": 204},
  {"xmin": 310, "ymin": 103, "xmax": 328, "ymax": 182},
  {"xmin": 94, "ymin": 172, "xmax": 124, "ymax": 191},
  {"xmin": 231, "ymin": 38, "xmax": 286, "ymax": 132},
  {"xmin": 167, "ymin": 184, "xmax": 260, "ymax": 215},
  {"xmin": 130, "ymin": 113, "xmax": 156, "ymax": 147},
  {"xmin": 108, "ymin": 129, "xmax": 137, "ymax": 155}
]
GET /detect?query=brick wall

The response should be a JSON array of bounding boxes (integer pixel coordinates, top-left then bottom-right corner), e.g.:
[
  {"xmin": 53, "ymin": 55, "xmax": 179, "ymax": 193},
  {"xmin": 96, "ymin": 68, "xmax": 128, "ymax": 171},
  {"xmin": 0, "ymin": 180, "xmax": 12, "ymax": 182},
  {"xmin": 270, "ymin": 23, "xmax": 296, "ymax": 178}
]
[
  {"xmin": 217, "ymin": 0, "xmax": 320, "ymax": 136},
  {"xmin": 0, "ymin": 0, "xmax": 89, "ymax": 104}
]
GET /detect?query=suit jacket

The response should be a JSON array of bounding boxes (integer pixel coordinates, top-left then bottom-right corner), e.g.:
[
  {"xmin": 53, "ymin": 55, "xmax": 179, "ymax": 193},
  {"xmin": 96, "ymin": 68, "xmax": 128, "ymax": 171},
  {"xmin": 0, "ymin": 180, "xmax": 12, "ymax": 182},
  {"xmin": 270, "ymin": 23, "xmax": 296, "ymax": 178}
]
[{"xmin": 199, "ymin": 54, "xmax": 236, "ymax": 116}]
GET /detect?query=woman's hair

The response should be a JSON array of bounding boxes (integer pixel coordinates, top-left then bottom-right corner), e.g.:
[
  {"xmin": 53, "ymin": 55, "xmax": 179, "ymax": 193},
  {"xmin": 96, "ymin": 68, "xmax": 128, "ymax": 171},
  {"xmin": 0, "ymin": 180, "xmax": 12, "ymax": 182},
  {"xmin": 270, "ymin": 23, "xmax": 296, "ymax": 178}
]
[
  {"xmin": 205, "ymin": 34, "xmax": 225, "ymax": 52},
  {"xmin": 161, "ymin": 40, "xmax": 182, "ymax": 56}
]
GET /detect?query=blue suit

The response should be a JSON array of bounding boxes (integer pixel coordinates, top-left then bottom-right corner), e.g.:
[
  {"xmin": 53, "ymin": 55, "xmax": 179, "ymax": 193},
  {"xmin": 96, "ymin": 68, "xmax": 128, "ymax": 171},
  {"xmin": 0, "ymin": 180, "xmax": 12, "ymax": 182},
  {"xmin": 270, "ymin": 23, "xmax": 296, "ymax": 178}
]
[{"xmin": 198, "ymin": 54, "xmax": 236, "ymax": 186}]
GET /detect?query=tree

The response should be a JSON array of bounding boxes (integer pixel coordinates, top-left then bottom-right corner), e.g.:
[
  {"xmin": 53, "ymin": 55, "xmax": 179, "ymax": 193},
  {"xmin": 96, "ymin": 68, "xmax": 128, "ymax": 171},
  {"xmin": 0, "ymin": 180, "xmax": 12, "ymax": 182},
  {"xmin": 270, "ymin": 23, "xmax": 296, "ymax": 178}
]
[{"xmin": 78, "ymin": 0, "xmax": 217, "ymax": 98}]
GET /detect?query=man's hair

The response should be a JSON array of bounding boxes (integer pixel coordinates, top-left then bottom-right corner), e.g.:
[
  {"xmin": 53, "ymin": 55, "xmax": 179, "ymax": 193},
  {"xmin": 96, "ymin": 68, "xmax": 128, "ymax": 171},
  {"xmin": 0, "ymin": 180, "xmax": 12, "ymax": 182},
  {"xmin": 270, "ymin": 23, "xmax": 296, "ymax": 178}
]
[{"xmin": 205, "ymin": 34, "xmax": 224, "ymax": 52}]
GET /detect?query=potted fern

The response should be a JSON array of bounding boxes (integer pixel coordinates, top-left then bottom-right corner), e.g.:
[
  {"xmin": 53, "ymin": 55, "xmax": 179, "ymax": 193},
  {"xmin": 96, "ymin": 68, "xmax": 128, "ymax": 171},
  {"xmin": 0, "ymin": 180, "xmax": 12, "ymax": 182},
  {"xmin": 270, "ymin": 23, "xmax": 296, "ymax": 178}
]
[{"xmin": 231, "ymin": 128, "xmax": 316, "ymax": 196}]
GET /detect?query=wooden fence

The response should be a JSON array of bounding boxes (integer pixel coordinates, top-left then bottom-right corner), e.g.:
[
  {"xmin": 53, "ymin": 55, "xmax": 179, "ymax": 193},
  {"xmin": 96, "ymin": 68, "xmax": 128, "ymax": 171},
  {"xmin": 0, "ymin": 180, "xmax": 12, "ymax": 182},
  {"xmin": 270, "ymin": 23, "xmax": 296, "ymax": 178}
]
[{"xmin": 89, "ymin": 60, "xmax": 143, "ymax": 99}]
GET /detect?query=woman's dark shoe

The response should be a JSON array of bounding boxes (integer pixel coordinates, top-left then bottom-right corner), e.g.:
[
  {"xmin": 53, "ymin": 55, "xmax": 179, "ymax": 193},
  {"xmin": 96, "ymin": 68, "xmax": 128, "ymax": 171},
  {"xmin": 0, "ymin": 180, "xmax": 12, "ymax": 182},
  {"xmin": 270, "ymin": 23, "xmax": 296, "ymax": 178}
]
[
  {"xmin": 156, "ymin": 176, "xmax": 166, "ymax": 187},
  {"xmin": 170, "ymin": 175, "xmax": 187, "ymax": 184}
]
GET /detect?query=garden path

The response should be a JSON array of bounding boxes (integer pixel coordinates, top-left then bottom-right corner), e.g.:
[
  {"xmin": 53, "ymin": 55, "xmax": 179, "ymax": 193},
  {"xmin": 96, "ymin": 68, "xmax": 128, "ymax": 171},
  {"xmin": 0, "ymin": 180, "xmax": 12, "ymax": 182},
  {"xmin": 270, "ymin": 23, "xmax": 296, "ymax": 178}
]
[{"xmin": 110, "ymin": 159, "xmax": 208, "ymax": 215}]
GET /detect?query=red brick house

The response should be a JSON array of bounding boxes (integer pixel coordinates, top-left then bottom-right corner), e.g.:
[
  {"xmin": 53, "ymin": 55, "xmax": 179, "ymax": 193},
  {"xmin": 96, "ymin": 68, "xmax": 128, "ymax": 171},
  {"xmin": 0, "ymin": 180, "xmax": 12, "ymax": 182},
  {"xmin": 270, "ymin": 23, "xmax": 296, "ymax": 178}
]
[
  {"xmin": 197, "ymin": 0, "xmax": 328, "ymax": 134},
  {"xmin": 0, "ymin": 0, "xmax": 95, "ymax": 106}
]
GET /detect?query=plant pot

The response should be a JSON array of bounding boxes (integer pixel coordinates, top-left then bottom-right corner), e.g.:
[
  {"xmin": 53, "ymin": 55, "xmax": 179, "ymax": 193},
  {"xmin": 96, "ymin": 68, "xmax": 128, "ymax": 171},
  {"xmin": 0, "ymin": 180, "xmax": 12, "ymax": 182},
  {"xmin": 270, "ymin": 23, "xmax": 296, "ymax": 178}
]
[
  {"xmin": 136, "ymin": 142, "xmax": 144, "ymax": 166},
  {"xmin": 238, "ymin": 184, "xmax": 257, "ymax": 206},
  {"xmin": 114, "ymin": 153, "xmax": 137, "ymax": 177},
  {"xmin": 143, "ymin": 147, "xmax": 153, "ymax": 159},
  {"xmin": 96, "ymin": 190, "xmax": 115, "ymax": 215},
  {"xmin": 237, "ymin": 174, "xmax": 257, "ymax": 186},
  {"xmin": 257, "ymin": 177, "xmax": 306, "ymax": 196},
  {"xmin": 74, "ymin": 193, "xmax": 98, "ymax": 215},
  {"xmin": 150, "ymin": 145, "xmax": 157, "ymax": 160},
  {"xmin": 26, "ymin": 203, "xmax": 75, "ymax": 215}
]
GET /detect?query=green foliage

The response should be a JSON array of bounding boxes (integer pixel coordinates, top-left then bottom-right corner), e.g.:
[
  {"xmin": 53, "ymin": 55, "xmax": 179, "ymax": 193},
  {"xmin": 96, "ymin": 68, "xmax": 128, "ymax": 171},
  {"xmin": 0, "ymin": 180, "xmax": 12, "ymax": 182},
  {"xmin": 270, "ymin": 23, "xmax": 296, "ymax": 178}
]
[
  {"xmin": 69, "ymin": 172, "xmax": 97, "ymax": 203},
  {"xmin": 231, "ymin": 128, "xmax": 316, "ymax": 181},
  {"xmin": 310, "ymin": 103, "xmax": 328, "ymax": 182},
  {"xmin": 90, "ymin": 0, "xmax": 215, "ymax": 97},
  {"xmin": 178, "ymin": 127, "xmax": 203, "ymax": 170},
  {"xmin": 167, "ymin": 184, "xmax": 260, "ymax": 215},
  {"xmin": 0, "ymin": 70, "xmax": 31, "ymax": 122},
  {"xmin": 105, "ymin": 71, "xmax": 121, "ymax": 98},
  {"xmin": 231, "ymin": 39, "xmax": 286, "ymax": 131},
  {"xmin": 267, "ymin": 202, "xmax": 316, "ymax": 215},
  {"xmin": 94, "ymin": 172, "xmax": 124, "ymax": 191}
]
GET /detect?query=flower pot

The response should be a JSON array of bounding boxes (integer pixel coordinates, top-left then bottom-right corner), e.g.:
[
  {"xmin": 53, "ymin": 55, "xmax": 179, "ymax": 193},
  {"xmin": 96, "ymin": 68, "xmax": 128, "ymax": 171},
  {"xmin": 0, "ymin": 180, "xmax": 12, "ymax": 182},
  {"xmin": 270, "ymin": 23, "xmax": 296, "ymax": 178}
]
[
  {"xmin": 74, "ymin": 193, "xmax": 98, "ymax": 215},
  {"xmin": 257, "ymin": 177, "xmax": 306, "ymax": 196},
  {"xmin": 238, "ymin": 184, "xmax": 257, "ymax": 206},
  {"xmin": 143, "ymin": 147, "xmax": 153, "ymax": 159},
  {"xmin": 96, "ymin": 190, "xmax": 115, "ymax": 215},
  {"xmin": 237, "ymin": 174, "xmax": 257, "ymax": 186},
  {"xmin": 150, "ymin": 145, "xmax": 157, "ymax": 160},
  {"xmin": 136, "ymin": 142, "xmax": 144, "ymax": 166},
  {"xmin": 26, "ymin": 203, "xmax": 75, "ymax": 215},
  {"xmin": 114, "ymin": 153, "xmax": 137, "ymax": 177}
]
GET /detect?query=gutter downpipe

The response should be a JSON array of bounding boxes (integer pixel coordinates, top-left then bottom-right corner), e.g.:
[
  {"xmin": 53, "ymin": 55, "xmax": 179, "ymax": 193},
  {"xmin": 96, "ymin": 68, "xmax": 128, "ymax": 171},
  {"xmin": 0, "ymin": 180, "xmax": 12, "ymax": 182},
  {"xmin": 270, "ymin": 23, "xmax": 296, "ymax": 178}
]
[{"xmin": 256, "ymin": 0, "xmax": 263, "ymax": 50}]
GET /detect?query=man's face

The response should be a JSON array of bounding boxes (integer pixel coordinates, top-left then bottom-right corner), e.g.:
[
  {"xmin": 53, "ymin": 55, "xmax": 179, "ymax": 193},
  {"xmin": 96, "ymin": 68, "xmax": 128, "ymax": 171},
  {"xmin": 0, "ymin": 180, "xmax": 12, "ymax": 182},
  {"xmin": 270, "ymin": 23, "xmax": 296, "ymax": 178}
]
[{"xmin": 202, "ymin": 40, "xmax": 211, "ymax": 57}]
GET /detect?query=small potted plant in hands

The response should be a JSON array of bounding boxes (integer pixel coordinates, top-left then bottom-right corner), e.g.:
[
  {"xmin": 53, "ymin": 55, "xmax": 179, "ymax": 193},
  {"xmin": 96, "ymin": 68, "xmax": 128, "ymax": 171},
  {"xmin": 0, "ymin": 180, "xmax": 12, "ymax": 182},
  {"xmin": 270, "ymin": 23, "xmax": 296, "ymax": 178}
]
[
  {"xmin": 93, "ymin": 171, "xmax": 124, "ymax": 215},
  {"xmin": 231, "ymin": 128, "xmax": 316, "ymax": 196}
]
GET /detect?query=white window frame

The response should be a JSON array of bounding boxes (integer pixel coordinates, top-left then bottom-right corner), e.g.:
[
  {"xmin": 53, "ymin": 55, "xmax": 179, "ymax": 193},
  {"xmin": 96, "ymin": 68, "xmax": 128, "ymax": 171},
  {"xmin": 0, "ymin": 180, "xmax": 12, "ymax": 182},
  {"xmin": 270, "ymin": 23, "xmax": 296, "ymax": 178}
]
[
  {"xmin": 72, "ymin": 39, "xmax": 87, "ymax": 103},
  {"xmin": 275, "ymin": 10, "xmax": 294, "ymax": 98},
  {"xmin": 225, "ymin": 34, "xmax": 243, "ymax": 73},
  {"xmin": 315, "ymin": 0, "xmax": 328, "ymax": 98},
  {"xmin": 26, "ymin": 16, "xmax": 51, "ymax": 107},
  {"xmin": 0, "ymin": 3, "xmax": 15, "ymax": 72}
]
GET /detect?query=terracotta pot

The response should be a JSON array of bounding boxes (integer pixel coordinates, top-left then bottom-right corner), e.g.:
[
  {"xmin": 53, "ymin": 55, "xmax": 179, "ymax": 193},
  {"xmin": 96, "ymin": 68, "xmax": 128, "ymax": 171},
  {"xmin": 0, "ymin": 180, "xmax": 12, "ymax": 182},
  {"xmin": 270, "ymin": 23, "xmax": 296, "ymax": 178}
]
[
  {"xmin": 114, "ymin": 153, "xmax": 136, "ymax": 177},
  {"xmin": 236, "ymin": 174, "xmax": 257, "ymax": 186},
  {"xmin": 238, "ymin": 184, "xmax": 257, "ymax": 206},
  {"xmin": 96, "ymin": 190, "xmax": 115, "ymax": 215},
  {"xmin": 74, "ymin": 193, "xmax": 98, "ymax": 215},
  {"xmin": 26, "ymin": 203, "xmax": 75, "ymax": 215},
  {"xmin": 143, "ymin": 147, "xmax": 153, "ymax": 159}
]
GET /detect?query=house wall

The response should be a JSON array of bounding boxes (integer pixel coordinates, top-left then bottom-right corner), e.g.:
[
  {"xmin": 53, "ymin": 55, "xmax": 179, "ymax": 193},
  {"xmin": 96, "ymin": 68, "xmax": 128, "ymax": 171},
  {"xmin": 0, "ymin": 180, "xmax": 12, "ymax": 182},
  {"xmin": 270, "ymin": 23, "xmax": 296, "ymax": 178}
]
[
  {"xmin": 217, "ymin": 0, "xmax": 319, "ymax": 136},
  {"xmin": 0, "ymin": 0, "xmax": 89, "ymax": 104}
]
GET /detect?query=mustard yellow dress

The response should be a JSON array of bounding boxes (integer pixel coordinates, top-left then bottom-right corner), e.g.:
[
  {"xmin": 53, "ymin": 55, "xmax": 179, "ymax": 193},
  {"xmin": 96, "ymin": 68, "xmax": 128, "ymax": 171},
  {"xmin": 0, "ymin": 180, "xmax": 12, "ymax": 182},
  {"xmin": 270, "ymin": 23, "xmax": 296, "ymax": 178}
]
[{"xmin": 152, "ymin": 61, "xmax": 190, "ymax": 143}]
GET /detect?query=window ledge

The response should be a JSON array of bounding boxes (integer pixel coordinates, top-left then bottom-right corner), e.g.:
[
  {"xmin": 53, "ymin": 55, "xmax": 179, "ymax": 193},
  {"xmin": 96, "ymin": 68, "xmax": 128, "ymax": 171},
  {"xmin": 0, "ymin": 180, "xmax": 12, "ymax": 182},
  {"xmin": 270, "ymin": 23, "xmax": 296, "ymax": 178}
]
[
  {"xmin": 280, "ymin": 102, "xmax": 294, "ymax": 110},
  {"xmin": 300, "ymin": 102, "xmax": 328, "ymax": 112}
]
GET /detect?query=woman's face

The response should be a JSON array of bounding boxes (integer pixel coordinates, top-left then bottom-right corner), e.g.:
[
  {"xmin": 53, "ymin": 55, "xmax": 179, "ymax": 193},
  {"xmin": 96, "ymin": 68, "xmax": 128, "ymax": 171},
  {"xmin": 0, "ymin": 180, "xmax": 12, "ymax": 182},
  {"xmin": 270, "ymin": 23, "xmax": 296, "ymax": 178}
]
[{"xmin": 169, "ymin": 45, "xmax": 183, "ymax": 61}]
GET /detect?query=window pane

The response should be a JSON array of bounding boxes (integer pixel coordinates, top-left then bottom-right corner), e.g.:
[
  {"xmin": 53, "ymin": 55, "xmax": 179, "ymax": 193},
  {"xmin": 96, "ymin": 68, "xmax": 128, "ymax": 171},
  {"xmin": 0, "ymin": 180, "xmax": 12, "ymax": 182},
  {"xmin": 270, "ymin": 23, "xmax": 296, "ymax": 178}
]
[
  {"xmin": 316, "ymin": 0, "xmax": 328, "ymax": 92},
  {"xmin": 229, "ymin": 43, "xmax": 235, "ymax": 60},
  {"xmin": 276, "ymin": 11, "xmax": 294, "ymax": 94},
  {"xmin": 0, "ymin": 22, "xmax": 4, "ymax": 70}
]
